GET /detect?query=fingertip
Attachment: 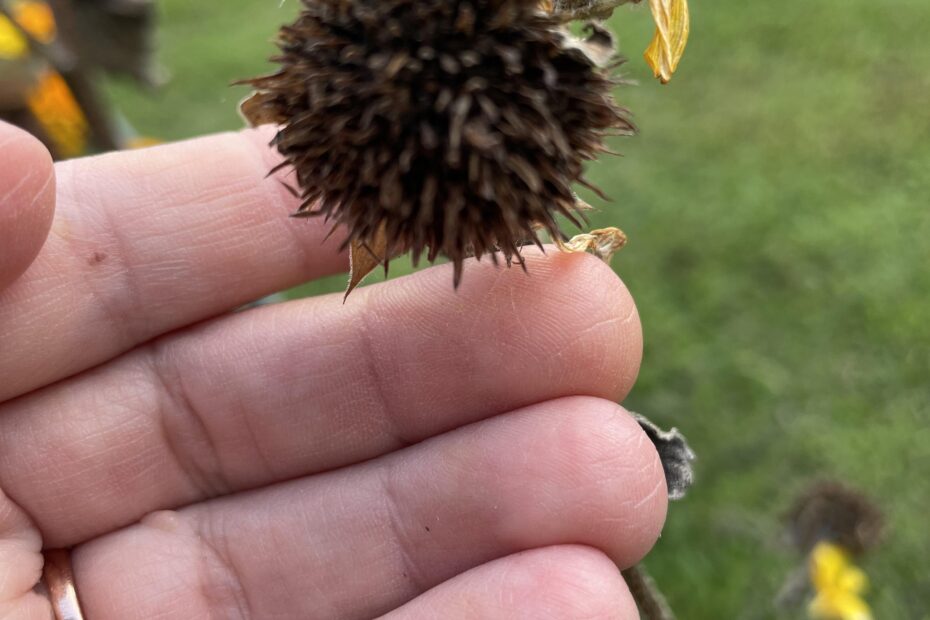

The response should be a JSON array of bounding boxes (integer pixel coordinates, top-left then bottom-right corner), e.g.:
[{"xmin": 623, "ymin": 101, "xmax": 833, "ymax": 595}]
[
  {"xmin": 565, "ymin": 397, "xmax": 668, "ymax": 568},
  {"xmin": 472, "ymin": 246, "xmax": 644, "ymax": 402},
  {"xmin": 385, "ymin": 545, "xmax": 639, "ymax": 619},
  {"xmin": 539, "ymin": 397, "xmax": 669, "ymax": 568},
  {"xmin": 539, "ymin": 248, "xmax": 644, "ymax": 399},
  {"xmin": 0, "ymin": 122, "xmax": 56, "ymax": 289}
]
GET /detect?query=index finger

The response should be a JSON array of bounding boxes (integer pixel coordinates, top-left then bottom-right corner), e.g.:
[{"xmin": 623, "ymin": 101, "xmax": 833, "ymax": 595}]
[
  {"xmin": 0, "ymin": 121, "xmax": 56, "ymax": 292},
  {"xmin": 0, "ymin": 128, "xmax": 346, "ymax": 402}
]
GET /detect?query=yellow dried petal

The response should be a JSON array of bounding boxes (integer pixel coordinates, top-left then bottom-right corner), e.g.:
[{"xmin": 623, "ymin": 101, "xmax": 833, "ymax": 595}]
[
  {"xmin": 644, "ymin": 0, "xmax": 690, "ymax": 84},
  {"xmin": 560, "ymin": 227, "xmax": 627, "ymax": 264}
]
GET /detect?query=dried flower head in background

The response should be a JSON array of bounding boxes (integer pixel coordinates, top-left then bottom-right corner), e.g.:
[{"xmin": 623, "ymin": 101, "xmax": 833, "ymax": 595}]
[
  {"xmin": 242, "ymin": 0, "xmax": 633, "ymax": 293},
  {"xmin": 776, "ymin": 481, "xmax": 883, "ymax": 618},
  {"xmin": 785, "ymin": 480, "xmax": 885, "ymax": 556}
]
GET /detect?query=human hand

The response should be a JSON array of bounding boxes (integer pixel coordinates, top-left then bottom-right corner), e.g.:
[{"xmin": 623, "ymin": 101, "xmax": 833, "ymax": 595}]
[{"xmin": 0, "ymin": 120, "xmax": 666, "ymax": 619}]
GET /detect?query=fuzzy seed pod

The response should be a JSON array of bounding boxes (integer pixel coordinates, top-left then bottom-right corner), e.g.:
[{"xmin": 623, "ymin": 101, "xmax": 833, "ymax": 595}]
[{"xmin": 243, "ymin": 0, "xmax": 632, "ymax": 289}]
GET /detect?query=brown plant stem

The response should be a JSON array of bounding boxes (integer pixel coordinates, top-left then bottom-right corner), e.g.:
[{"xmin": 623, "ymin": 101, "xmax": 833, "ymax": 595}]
[
  {"xmin": 551, "ymin": 0, "xmax": 642, "ymax": 21},
  {"xmin": 622, "ymin": 564, "xmax": 676, "ymax": 620}
]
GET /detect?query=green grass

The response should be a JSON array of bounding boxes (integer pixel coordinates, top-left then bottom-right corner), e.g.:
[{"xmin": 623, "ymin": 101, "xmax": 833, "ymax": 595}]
[{"xmin": 108, "ymin": 0, "xmax": 930, "ymax": 616}]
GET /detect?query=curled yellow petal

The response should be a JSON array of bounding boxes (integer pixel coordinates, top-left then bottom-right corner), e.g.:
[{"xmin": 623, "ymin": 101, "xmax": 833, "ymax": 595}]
[
  {"xmin": 559, "ymin": 227, "xmax": 628, "ymax": 264},
  {"xmin": 644, "ymin": 0, "xmax": 690, "ymax": 84}
]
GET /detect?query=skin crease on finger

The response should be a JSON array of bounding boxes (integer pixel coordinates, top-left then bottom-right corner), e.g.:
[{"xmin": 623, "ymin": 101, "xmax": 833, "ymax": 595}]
[
  {"xmin": 0, "ymin": 123, "xmax": 56, "ymax": 291},
  {"xmin": 0, "ymin": 249, "xmax": 643, "ymax": 548},
  {"xmin": 70, "ymin": 397, "xmax": 665, "ymax": 619},
  {"xmin": 0, "ymin": 127, "xmax": 347, "ymax": 403}
]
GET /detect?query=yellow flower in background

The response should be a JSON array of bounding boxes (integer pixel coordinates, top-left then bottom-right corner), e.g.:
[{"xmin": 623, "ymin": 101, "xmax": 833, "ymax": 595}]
[
  {"xmin": 809, "ymin": 542, "xmax": 873, "ymax": 620},
  {"xmin": 12, "ymin": 0, "xmax": 56, "ymax": 43},
  {"xmin": 0, "ymin": 12, "xmax": 28, "ymax": 58},
  {"xmin": 0, "ymin": 2, "xmax": 89, "ymax": 156},
  {"xmin": 27, "ymin": 70, "xmax": 89, "ymax": 158},
  {"xmin": 644, "ymin": 0, "xmax": 690, "ymax": 84},
  {"xmin": 0, "ymin": 0, "xmax": 56, "ymax": 58}
]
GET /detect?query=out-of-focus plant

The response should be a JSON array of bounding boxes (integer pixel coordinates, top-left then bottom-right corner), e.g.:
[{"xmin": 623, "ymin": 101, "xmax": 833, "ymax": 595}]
[
  {"xmin": 777, "ymin": 481, "xmax": 885, "ymax": 620},
  {"xmin": 0, "ymin": 0, "xmax": 161, "ymax": 158},
  {"xmin": 809, "ymin": 542, "xmax": 873, "ymax": 620}
]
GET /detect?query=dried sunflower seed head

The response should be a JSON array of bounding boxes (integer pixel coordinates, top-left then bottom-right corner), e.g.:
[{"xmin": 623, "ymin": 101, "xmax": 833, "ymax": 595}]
[
  {"xmin": 242, "ymin": 0, "xmax": 632, "ymax": 291},
  {"xmin": 784, "ymin": 480, "xmax": 885, "ymax": 556}
]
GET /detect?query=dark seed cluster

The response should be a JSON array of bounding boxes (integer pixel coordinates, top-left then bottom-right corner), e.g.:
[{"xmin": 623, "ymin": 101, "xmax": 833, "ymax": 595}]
[{"xmin": 246, "ymin": 0, "xmax": 632, "ymax": 284}]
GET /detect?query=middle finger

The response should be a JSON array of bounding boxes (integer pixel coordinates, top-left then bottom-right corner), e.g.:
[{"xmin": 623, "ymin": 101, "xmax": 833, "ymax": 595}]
[{"xmin": 0, "ymin": 250, "xmax": 642, "ymax": 547}]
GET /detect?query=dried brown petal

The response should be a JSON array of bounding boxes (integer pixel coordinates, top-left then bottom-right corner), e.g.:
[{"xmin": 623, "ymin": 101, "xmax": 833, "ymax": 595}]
[
  {"xmin": 346, "ymin": 225, "xmax": 387, "ymax": 300},
  {"xmin": 559, "ymin": 226, "xmax": 627, "ymax": 263},
  {"xmin": 239, "ymin": 92, "xmax": 286, "ymax": 128}
]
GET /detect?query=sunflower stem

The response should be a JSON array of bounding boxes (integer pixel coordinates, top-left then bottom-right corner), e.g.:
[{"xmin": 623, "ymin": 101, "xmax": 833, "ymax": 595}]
[{"xmin": 622, "ymin": 564, "xmax": 677, "ymax": 620}]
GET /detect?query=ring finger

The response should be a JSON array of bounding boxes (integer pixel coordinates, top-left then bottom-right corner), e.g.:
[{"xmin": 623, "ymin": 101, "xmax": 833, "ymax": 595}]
[{"xmin": 71, "ymin": 396, "xmax": 666, "ymax": 619}]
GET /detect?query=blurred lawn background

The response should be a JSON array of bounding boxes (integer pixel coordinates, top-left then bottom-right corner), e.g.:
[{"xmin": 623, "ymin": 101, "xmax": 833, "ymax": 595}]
[{"xmin": 106, "ymin": 0, "xmax": 930, "ymax": 616}]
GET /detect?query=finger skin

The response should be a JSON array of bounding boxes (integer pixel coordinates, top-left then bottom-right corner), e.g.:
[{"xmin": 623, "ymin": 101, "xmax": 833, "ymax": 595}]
[
  {"xmin": 0, "ymin": 122, "xmax": 55, "ymax": 291},
  {"xmin": 0, "ymin": 250, "xmax": 642, "ymax": 547},
  {"xmin": 72, "ymin": 397, "xmax": 666, "ymax": 620},
  {"xmin": 381, "ymin": 546, "xmax": 639, "ymax": 620},
  {"xmin": 0, "ymin": 128, "xmax": 347, "ymax": 403},
  {"xmin": 0, "ymin": 487, "xmax": 49, "ymax": 620}
]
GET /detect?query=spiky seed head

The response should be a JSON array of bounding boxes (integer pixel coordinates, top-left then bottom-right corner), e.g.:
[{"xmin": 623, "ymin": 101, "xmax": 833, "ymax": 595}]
[{"xmin": 245, "ymin": 0, "xmax": 632, "ymax": 285}]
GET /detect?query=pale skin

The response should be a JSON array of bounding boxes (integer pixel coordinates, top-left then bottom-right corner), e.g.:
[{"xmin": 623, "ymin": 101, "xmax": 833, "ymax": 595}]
[{"xmin": 0, "ymin": 120, "xmax": 666, "ymax": 619}]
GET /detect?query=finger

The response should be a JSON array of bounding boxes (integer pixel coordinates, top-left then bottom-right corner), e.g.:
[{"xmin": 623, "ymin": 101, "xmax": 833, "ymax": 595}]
[
  {"xmin": 1, "ymin": 250, "xmax": 642, "ymax": 546},
  {"xmin": 0, "ymin": 487, "xmax": 49, "ymax": 620},
  {"xmin": 382, "ymin": 546, "xmax": 639, "ymax": 619},
  {"xmin": 0, "ymin": 128, "xmax": 346, "ymax": 402},
  {"xmin": 0, "ymin": 122, "xmax": 55, "ymax": 291},
  {"xmin": 70, "ymin": 397, "xmax": 666, "ymax": 620}
]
